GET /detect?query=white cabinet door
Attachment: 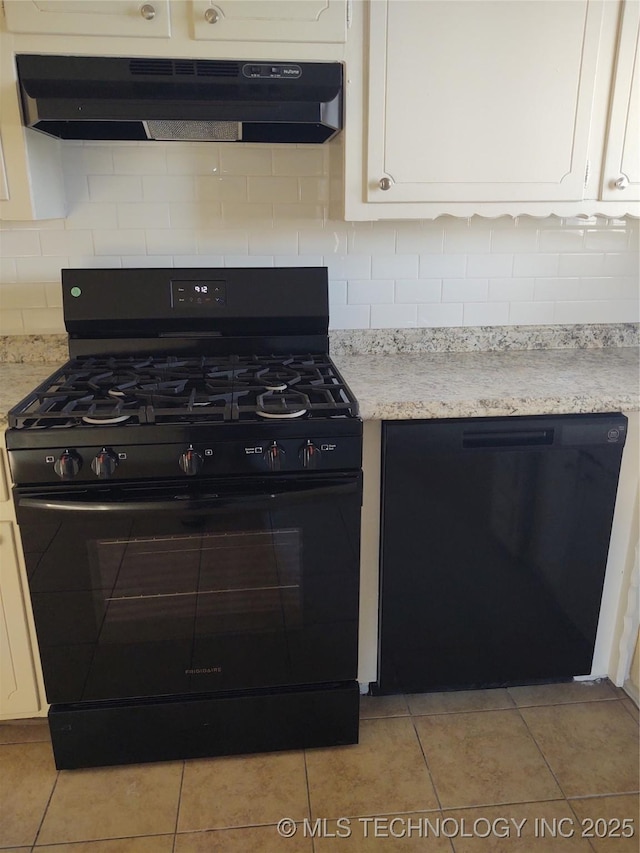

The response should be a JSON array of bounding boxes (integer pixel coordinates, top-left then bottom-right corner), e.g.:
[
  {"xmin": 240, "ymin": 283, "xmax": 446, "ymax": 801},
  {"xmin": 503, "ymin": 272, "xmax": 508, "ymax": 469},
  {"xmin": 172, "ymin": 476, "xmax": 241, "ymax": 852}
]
[
  {"xmin": 601, "ymin": 0, "xmax": 640, "ymax": 201},
  {"xmin": 191, "ymin": 0, "xmax": 346, "ymax": 43},
  {"xmin": 366, "ymin": 0, "xmax": 603, "ymax": 204},
  {"xmin": 3, "ymin": 0, "xmax": 171, "ymax": 38},
  {"xmin": 0, "ymin": 522, "xmax": 41, "ymax": 719},
  {"xmin": 0, "ymin": 137, "xmax": 9, "ymax": 203}
]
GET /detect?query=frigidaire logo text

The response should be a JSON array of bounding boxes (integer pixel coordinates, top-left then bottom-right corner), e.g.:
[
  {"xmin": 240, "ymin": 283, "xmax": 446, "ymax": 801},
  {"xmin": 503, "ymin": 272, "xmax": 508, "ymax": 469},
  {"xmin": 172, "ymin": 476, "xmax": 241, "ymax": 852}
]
[{"xmin": 185, "ymin": 667, "xmax": 222, "ymax": 675}]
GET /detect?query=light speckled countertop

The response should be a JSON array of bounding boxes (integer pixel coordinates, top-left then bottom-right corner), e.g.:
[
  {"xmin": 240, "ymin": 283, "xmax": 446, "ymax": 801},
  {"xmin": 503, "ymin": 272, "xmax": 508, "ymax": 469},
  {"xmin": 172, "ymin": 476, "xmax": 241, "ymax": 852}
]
[
  {"xmin": 334, "ymin": 347, "xmax": 639, "ymax": 420},
  {"xmin": 1, "ymin": 347, "xmax": 638, "ymax": 427},
  {"xmin": 0, "ymin": 363, "xmax": 65, "ymax": 428}
]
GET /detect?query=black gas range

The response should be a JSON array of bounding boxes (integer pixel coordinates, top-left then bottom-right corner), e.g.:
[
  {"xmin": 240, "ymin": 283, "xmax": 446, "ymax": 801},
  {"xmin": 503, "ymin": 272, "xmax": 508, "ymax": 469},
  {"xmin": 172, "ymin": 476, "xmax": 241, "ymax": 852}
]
[{"xmin": 7, "ymin": 267, "xmax": 362, "ymax": 769}]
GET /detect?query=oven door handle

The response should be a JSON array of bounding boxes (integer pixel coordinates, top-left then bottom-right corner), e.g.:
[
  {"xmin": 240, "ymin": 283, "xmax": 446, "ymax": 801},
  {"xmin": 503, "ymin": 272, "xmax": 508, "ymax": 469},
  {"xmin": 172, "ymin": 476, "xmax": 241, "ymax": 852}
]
[{"xmin": 17, "ymin": 479, "xmax": 360, "ymax": 514}]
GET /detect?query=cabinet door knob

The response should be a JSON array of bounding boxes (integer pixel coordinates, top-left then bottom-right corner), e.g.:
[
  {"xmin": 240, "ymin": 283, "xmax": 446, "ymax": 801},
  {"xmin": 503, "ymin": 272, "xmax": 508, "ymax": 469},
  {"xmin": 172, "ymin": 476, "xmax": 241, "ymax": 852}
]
[
  {"xmin": 379, "ymin": 177, "xmax": 392, "ymax": 191},
  {"xmin": 140, "ymin": 3, "xmax": 156, "ymax": 20},
  {"xmin": 204, "ymin": 7, "xmax": 220, "ymax": 23},
  {"xmin": 614, "ymin": 175, "xmax": 629, "ymax": 190}
]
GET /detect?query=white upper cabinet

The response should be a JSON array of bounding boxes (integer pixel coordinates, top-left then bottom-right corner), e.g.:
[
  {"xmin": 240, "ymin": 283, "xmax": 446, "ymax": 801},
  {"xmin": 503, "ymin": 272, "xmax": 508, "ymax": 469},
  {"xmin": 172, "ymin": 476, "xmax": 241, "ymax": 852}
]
[
  {"xmin": 190, "ymin": 0, "xmax": 347, "ymax": 43},
  {"xmin": 367, "ymin": 0, "xmax": 602, "ymax": 205},
  {"xmin": 343, "ymin": 0, "xmax": 640, "ymax": 219},
  {"xmin": 3, "ymin": 0, "xmax": 172, "ymax": 38},
  {"xmin": 3, "ymin": 0, "xmax": 346, "ymax": 44},
  {"xmin": 600, "ymin": 0, "xmax": 640, "ymax": 201}
]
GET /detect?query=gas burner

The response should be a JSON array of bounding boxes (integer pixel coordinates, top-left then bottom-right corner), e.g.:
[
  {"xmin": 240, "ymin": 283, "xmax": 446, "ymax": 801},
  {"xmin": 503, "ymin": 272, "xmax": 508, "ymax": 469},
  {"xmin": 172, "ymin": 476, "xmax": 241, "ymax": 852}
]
[
  {"xmin": 255, "ymin": 366, "xmax": 301, "ymax": 392},
  {"xmin": 256, "ymin": 390, "xmax": 309, "ymax": 419},
  {"xmin": 78, "ymin": 397, "xmax": 134, "ymax": 425},
  {"xmin": 83, "ymin": 414, "xmax": 132, "ymax": 425}
]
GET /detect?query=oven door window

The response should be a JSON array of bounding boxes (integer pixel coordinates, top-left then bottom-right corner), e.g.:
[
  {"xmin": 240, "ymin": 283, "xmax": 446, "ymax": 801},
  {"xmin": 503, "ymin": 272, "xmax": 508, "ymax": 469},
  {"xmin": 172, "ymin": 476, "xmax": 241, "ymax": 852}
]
[{"xmin": 17, "ymin": 475, "xmax": 361, "ymax": 703}]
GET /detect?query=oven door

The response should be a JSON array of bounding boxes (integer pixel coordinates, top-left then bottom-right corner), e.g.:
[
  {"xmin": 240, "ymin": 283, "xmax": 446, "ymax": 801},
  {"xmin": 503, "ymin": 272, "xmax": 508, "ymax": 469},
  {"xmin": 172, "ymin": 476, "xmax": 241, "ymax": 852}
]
[{"xmin": 15, "ymin": 473, "xmax": 361, "ymax": 704}]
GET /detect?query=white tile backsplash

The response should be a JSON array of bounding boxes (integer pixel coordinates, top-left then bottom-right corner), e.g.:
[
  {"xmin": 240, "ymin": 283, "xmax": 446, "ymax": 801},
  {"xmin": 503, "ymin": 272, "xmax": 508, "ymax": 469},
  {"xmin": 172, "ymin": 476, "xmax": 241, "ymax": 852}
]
[
  {"xmin": 145, "ymin": 229, "xmax": 197, "ymax": 256},
  {"xmin": 372, "ymin": 254, "xmax": 419, "ymax": 279},
  {"xmin": 396, "ymin": 223, "xmax": 444, "ymax": 253},
  {"xmin": 117, "ymin": 203, "xmax": 171, "ymax": 230},
  {"xmin": 534, "ymin": 278, "xmax": 581, "ymax": 302},
  {"xmin": 88, "ymin": 175, "xmax": 143, "ymax": 203},
  {"xmin": 112, "ymin": 148, "xmax": 167, "ymax": 175},
  {"xmin": 0, "ymin": 229, "xmax": 41, "ymax": 257},
  {"xmin": 463, "ymin": 301, "xmax": 510, "ymax": 326},
  {"xmin": 328, "ymin": 303, "xmax": 370, "ymax": 329},
  {"xmin": 247, "ymin": 176, "xmax": 298, "ymax": 204},
  {"xmin": 488, "ymin": 278, "xmax": 535, "ymax": 302},
  {"xmin": 220, "ymin": 147, "xmax": 272, "ymax": 176},
  {"xmin": 370, "ymin": 303, "xmax": 418, "ymax": 328},
  {"xmin": 16, "ymin": 256, "xmax": 68, "ymax": 282},
  {"xmin": 418, "ymin": 302, "xmax": 464, "ymax": 327},
  {"xmin": 348, "ymin": 279, "xmax": 395, "ymax": 304},
  {"xmin": 419, "ymin": 253, "xmax": 467, "ymax": 278},
  {"xmin": 466, "ymin": 253, "xmax": 514, "ymax": 277},
  {"xmin": 39, "ymin": 230, "xmax": 93, "ymax": 257},
  {"xmin": 93, "ymin": 229, "xmax": 146, "ymax": 256},
  {"xmin": 442, "ymin": 278, "xmax": 489, "ymax": 303},
  {"xmin": 395, "ymin": 279, "xmax": 442, "ymax": 303},
  {"xmin": 0, "ymin": 141, "xmax": 638, "ymax": 334},
  {"xmin": 512, "ymin": 253, "xmax": 560, "ymax": 277},
  {"xmin": 509, "ymin": 301, "xmax": 556, "ymax": 325}
]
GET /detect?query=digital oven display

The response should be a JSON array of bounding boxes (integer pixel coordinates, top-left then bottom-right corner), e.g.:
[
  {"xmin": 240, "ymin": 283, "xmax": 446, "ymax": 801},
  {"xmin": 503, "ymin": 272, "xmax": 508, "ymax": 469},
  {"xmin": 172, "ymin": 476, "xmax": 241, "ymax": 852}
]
[{"xmin": 171, "ymin": 280, "xmax": 227, "ymax": 309}]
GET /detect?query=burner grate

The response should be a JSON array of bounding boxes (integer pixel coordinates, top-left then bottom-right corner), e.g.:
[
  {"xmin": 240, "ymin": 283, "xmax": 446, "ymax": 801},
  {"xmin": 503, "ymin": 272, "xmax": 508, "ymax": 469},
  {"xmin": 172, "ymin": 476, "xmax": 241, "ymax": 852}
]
[{"xmin": 8, "ymin": 353, "xmax": 358, "ymax": 429}]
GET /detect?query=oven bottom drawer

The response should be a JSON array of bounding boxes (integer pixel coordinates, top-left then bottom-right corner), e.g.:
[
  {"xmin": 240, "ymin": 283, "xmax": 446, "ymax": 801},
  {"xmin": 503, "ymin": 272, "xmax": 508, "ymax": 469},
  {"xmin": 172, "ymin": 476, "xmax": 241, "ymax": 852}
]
[{"xmin": 48, "ymin": 681, "xmax": 359, "ymax": 769}]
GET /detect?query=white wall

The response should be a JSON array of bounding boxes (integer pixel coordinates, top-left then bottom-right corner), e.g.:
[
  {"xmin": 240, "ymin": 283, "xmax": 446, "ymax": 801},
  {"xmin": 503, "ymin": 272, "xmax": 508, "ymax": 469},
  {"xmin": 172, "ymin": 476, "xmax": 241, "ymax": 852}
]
[{"xmin": 0, "ymin": 140, "xmax": 638, "ymax": 335}]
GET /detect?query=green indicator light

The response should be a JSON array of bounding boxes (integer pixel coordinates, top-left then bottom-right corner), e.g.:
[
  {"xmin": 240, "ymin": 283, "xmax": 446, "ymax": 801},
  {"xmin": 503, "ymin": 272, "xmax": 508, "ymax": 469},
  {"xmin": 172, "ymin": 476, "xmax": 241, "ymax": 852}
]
[{"xmin": 70, "ymin": 287, "xmax": 82, "ymax": 297}]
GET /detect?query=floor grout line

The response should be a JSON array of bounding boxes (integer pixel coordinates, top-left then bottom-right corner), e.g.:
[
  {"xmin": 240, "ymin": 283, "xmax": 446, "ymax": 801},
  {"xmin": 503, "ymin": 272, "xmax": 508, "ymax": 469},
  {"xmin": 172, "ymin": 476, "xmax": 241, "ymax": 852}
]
[
  {"xmin": 514, "ymin": 703, "xmax": 570, "ymax": 802},
  {"xmin": 302, "ymin": 748, "xmax": 316, "ymax": 853},
  {"xmin": 171, "ymin": 760, "xmax": 186, "ymax": 853},
  {"xmin": 407, "ymin": 713, "xmax": 456, "ymax": 851},
  {"xmin": 565, "ymin": 796, "xmax": 599, "ymax": 853},
  {"xmin": 30, "ymin": 753, "xmax": 60, "ymax": 850}
]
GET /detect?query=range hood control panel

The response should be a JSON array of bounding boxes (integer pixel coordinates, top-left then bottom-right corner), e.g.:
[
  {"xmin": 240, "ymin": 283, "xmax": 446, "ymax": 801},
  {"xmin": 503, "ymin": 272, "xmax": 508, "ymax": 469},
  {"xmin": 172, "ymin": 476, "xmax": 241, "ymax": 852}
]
[{"xmin": 242, "ymin": 63, "xmax": 302, "ymax": 79}]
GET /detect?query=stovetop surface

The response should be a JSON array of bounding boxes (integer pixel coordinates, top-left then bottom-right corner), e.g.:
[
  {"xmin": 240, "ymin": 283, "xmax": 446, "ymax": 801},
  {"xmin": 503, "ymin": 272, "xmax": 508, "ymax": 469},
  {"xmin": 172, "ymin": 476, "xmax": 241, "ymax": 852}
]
[{"xmin": 8, "ymin": 353, "xmax": 359, "ymax": 431}]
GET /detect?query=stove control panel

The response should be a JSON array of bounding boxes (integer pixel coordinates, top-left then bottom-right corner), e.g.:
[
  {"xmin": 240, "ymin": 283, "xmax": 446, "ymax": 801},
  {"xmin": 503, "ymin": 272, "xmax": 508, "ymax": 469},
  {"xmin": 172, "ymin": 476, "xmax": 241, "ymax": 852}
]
[{"xmin": 9, "ymin": 436, "xmax": 362, "ymax": 485}]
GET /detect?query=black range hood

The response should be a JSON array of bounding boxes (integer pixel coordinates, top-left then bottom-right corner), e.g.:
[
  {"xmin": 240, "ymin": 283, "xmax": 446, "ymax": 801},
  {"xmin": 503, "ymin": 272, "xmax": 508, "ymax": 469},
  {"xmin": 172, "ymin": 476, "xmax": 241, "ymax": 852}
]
[{"xmin": 16, "ymin": 54, "xmax": 343, "ymax": 144}]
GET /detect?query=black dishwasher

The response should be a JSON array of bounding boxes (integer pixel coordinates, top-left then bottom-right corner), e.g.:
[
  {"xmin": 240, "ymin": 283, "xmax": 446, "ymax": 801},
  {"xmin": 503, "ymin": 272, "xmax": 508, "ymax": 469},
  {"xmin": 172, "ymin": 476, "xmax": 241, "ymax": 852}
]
[{"xmin": 376, "ymin": 413, "xmax": 627, "ymax": 694}]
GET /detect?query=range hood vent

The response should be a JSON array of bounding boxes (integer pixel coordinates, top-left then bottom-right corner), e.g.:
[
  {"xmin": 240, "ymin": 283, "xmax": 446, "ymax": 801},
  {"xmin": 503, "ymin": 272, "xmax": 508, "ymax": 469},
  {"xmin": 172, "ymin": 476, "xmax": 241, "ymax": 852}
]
[
  {"xmin": 129, "ymin": 58, "xmax": 242, "ymax": 78},
  {"xmin": 16, "ymin": 54, "xmax": 343, "ymax": 144}
]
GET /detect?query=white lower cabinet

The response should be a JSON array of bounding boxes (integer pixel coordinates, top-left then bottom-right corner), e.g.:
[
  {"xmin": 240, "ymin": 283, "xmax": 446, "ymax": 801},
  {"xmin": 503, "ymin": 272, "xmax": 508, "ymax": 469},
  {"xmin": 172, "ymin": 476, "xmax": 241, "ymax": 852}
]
[
  {"xmin": 0, "ymin": 438, "xmax": 42, "ymax": 720},
  {"xmin": 0, "ymin": 521, "xmax": 41, "ymax": 719}
]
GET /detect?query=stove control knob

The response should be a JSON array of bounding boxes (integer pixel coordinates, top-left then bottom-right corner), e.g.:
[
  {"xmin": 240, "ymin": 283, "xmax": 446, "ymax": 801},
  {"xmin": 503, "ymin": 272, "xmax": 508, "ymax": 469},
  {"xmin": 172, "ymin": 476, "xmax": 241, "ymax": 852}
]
[
  {"xmin": 179, "ymin": 446, "xmax": 204, "ymax": 476},
  {"xmin": 54, "ymin": 450, "xmax": 82, "ymax": 480},
  {"xmin": 264, "ymin": 441, "xmax": 285, "ymax": 472},
  {"xmin": 91, "ymin": 448, "xmax": 118, "ymax": 479},
  {"xmin": 300, "ymin": 440, "xmax": 321, "ymax": 470}
]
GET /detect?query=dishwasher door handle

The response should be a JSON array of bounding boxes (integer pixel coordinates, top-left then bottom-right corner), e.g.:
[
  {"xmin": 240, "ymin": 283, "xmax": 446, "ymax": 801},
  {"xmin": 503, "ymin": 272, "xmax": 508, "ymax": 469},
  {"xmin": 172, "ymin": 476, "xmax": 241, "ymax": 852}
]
[{"xmin": 462, "ymin": 429, "xmax": 554, "ymax": 449}]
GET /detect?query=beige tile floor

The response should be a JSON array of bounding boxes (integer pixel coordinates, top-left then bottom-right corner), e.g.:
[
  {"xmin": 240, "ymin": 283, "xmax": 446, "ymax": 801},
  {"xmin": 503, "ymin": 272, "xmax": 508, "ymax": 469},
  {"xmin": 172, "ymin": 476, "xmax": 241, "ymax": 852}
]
[{"xmin": 0, "ymin": 681, "xmax": 637, "ymax": 852}]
